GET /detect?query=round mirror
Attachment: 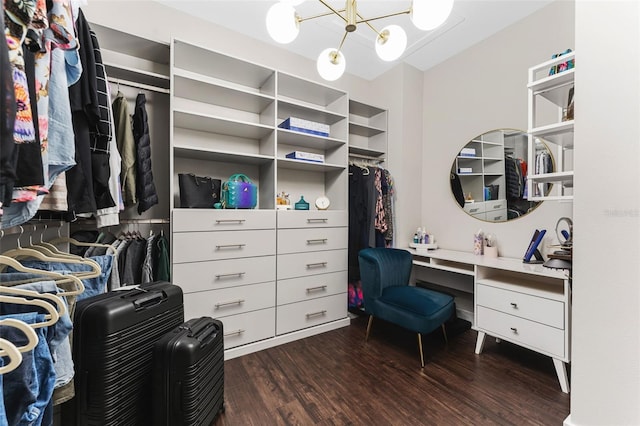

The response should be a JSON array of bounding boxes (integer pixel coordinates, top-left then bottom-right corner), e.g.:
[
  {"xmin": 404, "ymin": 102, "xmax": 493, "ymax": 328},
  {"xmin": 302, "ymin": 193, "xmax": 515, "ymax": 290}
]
[{"xmin": 450, "ymin": 129, "xmax": 553, "ymax": 222}]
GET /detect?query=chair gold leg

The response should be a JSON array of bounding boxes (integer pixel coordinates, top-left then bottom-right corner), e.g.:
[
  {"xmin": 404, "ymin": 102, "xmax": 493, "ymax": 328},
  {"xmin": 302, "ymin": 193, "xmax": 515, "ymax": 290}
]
[
  {"xmin": 442, "ymin": 324, "xmax": 449, "ymax": 344},
  {"xmin": 365, "ymin": 316, "xmax": 374, "ymax": 342},
  {"xmin": 418, "ymin": 333, "xmax": 425, "ymax": 368}
]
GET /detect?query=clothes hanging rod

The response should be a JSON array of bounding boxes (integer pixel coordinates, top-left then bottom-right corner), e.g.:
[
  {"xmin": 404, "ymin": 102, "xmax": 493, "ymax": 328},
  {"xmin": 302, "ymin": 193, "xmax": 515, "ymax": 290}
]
[
  {"xmin": 349, "ymin": 153, "xmax": 385, "ymax": 162},
  {"xmin": 108, "ymin": 77, "xmax": 170, "ymax": 94}
]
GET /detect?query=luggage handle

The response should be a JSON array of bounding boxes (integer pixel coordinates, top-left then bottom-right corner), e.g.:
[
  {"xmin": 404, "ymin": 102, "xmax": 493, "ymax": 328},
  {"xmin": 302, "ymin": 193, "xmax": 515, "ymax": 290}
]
[
  {"xmin": 180, "ymin": 319, "xmax": 219, "ymax": 346},
  {"xmin": 132, "ymin": 292, "xmax": 165, "ymax": 310}
]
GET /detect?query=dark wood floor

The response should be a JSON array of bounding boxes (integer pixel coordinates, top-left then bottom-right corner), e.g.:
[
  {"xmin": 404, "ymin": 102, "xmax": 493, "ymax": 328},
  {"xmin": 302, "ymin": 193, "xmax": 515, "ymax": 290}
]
[{"xmin": 217, "ymin": 315, "xmax": 570, "ymax": 425}]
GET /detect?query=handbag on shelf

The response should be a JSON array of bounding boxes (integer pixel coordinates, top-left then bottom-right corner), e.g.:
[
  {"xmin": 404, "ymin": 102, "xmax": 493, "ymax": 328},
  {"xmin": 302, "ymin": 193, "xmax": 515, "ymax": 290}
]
[
  {"xmin": 221, "ymin": 174, "xmax": 257, "ymax": 209},
  {"xmin": 178, "ymin": 173, "xmax": 221, "ymax": 208}
]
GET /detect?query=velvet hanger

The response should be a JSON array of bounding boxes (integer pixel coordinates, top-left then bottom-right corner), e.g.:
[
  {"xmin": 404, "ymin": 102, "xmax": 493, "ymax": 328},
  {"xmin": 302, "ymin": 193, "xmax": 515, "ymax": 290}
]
[
  {"xmin": 0, "ymin": 317, "xmax": 39, "ymax": 354},
  {"xmin": 0, "ymin": 254, "xmax": 85, "ymax": 297},
  {"xmin": 0, "ymin": 294, "xmax": 59, "ymax": 328},
  {"xmin": 0, "ymin": 338, "xmax": 22, "ymax": 374}
]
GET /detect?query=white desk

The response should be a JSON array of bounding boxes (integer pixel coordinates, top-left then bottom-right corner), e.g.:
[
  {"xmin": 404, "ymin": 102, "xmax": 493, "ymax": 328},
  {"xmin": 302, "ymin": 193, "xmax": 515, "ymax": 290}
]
[{"xmin": 407, "ymin": 248, "xmax": 571, "ymax": 393}]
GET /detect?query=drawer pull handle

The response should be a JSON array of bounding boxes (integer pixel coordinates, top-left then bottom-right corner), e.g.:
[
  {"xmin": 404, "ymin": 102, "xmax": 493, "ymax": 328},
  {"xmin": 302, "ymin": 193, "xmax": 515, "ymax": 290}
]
[
  {"xmin": 215, "ymin": 272, "xmax": 246, "ymax": 279},
  {"xmin": 470, "ymin": 208, "xmax": 479, "ymax": 213},
  {"xmin": 215, "ymin": 244, "xmax": 246, "ymax": 250},
  {"xmin": 510, "ymin": 302, "xmax": 518, "ymax": 308},
  {"xmin": 493, "ymin": 204, "xmax": 501, "ymax": 209},
  {"xmin": 306, "ymin": 238, "xmax": 328, "ymax": 244},
  {"xmin": 492, "ymin": 216, "xmax": 501, "ymax": 221},
  {"xmin": 306, "ymin": 285, "xmax": 327, "ymax": 293},
  {"xmin": 306, "ymin": 310, "xmax": 327, "ymax": 319},
  {"xmin": 215, "ymin": 219, "xmax": 246, "ymax": 224},
  {"xmin": 224, "ymin": 329, "xmax": 245, "ymax": 337},
  {"xmin": 510, "ymin": 327, "xmax": 518, "ymax": 333},
  {"xmin": 307, "ymin": 218, "xmax": 328, "ymax": 223},
  {"xmin": 215, "ymin": 299, "xmax": 245, "ymax": 308},
  {"xmin": 306, "ymin": 262, "xmax": 327, "ymax": 268}
]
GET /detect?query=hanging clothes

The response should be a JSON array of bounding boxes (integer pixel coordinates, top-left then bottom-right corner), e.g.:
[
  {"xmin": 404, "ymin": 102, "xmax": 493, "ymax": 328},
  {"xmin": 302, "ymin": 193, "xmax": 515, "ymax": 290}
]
[
  {"xmin": 0, "ymin": 6, "xmax": 17, "ymax": 211},
  {"xmin": 112, "ymin": 91, "xmax": 137, "ymax": 207}
]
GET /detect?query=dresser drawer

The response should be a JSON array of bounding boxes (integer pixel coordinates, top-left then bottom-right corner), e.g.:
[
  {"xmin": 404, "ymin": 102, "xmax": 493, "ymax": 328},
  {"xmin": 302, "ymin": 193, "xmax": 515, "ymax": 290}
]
[
  {"xmin": 219, "ymin": 308, "xmax": 276, "ymax": 350},
  {"xmin": 485, "ymin": 200, "xmax": 506, "ymax": 212},
  {"xmin": 277, "ymin": 271, "xmax": 347, "ymax": 305},
  {"xmin": 172, "ymin": 209, "xmax": 275, "ymax": 232},
  {"xmin": 173, "ymin": 229, "xmax": 276, "ymax": 263},
  {"xmin": 476, "ymin": 306, "xmax": 565, "ymax": 358},
  {"xmin": 464, "ymin": 202, "xmax": 485, "ymax": 215},
  {"xmin": 477, "ymin": 284, "xmax": 564, "ymax": 329},
  {"xmin": 277, "ymin": 227, "xmax": 347, "ymax": 254},
  {"xmin": 276, "ymin": 293, "xmax": 347, "ymax": 335},
  {"xmin": 277, "ymin": 249, "xmax": 347, "ymax": 280},
  {"xmin": 173, "ymin": 256, "xmax": 275, "ymax": 293},
  {"xmin": 484, "ymin": 209, "xmax": 507, "ymax": 222},
  {"xmin": 277, "ymin": 210, "xmax": 347, "ymax": 228},
  {"xmin": 183, "ymin": 281, "xmax": 275, "ymax": 319}
]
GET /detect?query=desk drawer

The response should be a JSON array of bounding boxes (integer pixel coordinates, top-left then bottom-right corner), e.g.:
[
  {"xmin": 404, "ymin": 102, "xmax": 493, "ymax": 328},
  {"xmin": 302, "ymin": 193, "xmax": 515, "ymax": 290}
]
[
  {"xmin": 477, "ymin": 284, "xmax": 564, "ymax": 329},
  {"xmin": 173, "ymin": 256, "xmax": 275, "ymax": 292},
  {"xmin": 277, "ymin": 249, "xmax": 347, "ymax": 280},
  {"xmin": 173, "ymin": 209, "xmax": 275, "ymax": 232},
  {"xmin": 173, "ymin": 229, "xmax": 275, "ymax": 263},
  {"xmin": 277, "ymin": 210, "xmax": 347, "ymax": 228},
  {"xmin": 485, "ymin": 200, "xmax": 506, "ymax": 212},
  {"xmin": 464, "ymin": 203, "xmax": 485, "ymax": 215},
  {"xmin": 183, "ymin": 281, "xmax": 275, "ymax": 319},
  {"xmin": 476, "ymin": 306, "xmax": 564, "ymax": 358},
  {"xmin": 277, "ymin": 271, "xmax": 347, "ymax": 305},
  {"xmin": 220, "ymin": 308, "xmax": 276, "ymax": 349},
  {"xmin": 276, "ymin": 293, "xmax": 347, "ymax": 335},
  {"xmin": 277, "ymin": 227, "xmax": 347, "ymax": 254}
]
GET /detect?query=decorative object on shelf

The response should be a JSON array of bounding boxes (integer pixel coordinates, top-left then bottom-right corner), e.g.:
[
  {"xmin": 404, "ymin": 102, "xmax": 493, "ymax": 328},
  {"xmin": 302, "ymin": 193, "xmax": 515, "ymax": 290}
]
[
  {"xmin": 314, "ymin": 195, "xmax": 330, "ymax": 210},
  {"xmin": 544, "ymin": 217, "xmax": 573, "ymax": 270},
  {"xmin": 473, "ymin": 229, "xmax": 484, "ymax": 255},
  {"xmin": 523, "ymin": 229, "xmax": 546, "ymax": 264},
  {"xmin": 178, "ymin": 174, "xmax": 221, "ymax": 208},
  {"xmin": 285, "ymin": 151, "xmax": 325, "ymax": 163},
  {"xmin": 294, "ymin": 196, "xmax": 309, "ymax": 210},
  {"xmin": 484, "ymin": 233, "xmax": 498, "ymax": 258},
  {"xmin": 265, "ymin": 0, "xmax": 454, "ymax": 81},
  {"xmin": 279, "ymin": 117, "xmax": 330, "ymax": 137},
  {"xmin": 221, "ymin": 174, "xmax": 258, "ymax": 209},
  {"xmin": 277, "ymin": 191, "xmax": 292, "ymax": 210}
]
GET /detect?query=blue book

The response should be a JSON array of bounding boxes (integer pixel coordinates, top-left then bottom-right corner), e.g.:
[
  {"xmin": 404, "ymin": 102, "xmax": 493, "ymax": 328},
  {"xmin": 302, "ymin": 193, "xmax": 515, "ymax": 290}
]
[{"xmin": 523, "ymin": 229, "xmax": 546, "ymax": 263}]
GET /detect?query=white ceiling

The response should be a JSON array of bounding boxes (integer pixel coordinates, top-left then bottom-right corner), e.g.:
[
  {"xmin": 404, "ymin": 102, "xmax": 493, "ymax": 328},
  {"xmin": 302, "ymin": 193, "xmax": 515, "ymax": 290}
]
[{"xmin": 154, "ymin": 0, "xmax": 554, "ymax": 80}]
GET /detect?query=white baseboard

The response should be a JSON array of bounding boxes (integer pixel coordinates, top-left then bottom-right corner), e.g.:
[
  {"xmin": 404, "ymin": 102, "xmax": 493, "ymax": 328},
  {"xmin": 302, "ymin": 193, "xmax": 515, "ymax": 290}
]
[
  {"xmin": 224, "ymin": 317, "xmax": 351, "ymax": 360},
  {"xmin": 563, "ymin": 414, "xmax": 575, "ymax": 426}
]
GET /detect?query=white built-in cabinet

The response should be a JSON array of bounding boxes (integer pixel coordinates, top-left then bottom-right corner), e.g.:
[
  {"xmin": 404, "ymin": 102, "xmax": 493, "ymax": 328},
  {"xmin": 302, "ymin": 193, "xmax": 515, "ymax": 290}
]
[
  {"xmin": 527, "ymin": 51, "xmax": 575, "ymax": 201},
  {"xmin": 348, "ymin": 100, "xmax": 388, "ymax": 162},
  {"xmin": 169, "ymin": 39, "xmax": 353, "ymax": 358}
]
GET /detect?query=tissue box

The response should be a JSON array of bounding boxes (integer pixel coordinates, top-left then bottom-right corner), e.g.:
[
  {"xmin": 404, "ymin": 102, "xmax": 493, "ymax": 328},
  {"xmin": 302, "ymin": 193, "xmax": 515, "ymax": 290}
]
[
  {"xmin": 459, "ymin": 147, "xmax": 476, "ymax": 157},
  {"xmin": 279, "ymin": 117, "xmax": 330, "ymax": 137},
  {"xmin": 285, "ymin": 151, "xmax": 325, "ymax": 163}
]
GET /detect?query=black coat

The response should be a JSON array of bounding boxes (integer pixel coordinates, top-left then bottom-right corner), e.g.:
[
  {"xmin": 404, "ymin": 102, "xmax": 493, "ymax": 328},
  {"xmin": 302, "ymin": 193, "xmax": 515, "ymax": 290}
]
[{"xmin": 132, "ymin": 93, "xmax": 158, "ymax": 214}]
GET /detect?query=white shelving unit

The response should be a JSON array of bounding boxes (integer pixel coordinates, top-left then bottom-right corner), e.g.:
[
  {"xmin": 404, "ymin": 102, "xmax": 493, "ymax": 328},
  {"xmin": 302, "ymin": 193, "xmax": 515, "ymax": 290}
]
[
  {"xmin": 527, "ymin": 51, "xmax": 575, "ymax": 201},
  {"xmin": 348, "ymin": 99, "xmax": 387, "ymax": 162}
]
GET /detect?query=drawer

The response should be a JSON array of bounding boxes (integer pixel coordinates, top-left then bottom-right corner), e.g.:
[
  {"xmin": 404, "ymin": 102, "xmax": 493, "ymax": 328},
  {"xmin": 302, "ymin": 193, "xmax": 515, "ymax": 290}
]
[
  {"xmin": 277, "ymin": 210, "xmax": 347, "ymax": 228},
  {"xmin": 219, "ymin": 308, "xmax": 276, "ymax": 350},
  {"xmin": 172, "ymin": 229, "xmax": 276, "ymax": 263},
  {"xmin": 484, "ymin": 209, "xmax": 507, "ymax": 222},
  {"xmin": 277, "ymin": 271, "xmax": 347, "ymax": 305},
  {"xmin": 464, "ymin": 202, "xmax": 485, "ymax": 215},
  {"xmin": 277, "ymin": 249, "xmax": 347, "ymax": 280},
  {"xmin": 173, "ymin": 256, "xmax": 275, "ymax": 292},
  {"xmin": 277, "ymin": 227, "xmax": 347, "ymax": 254},
  {"xmin": 183, "ymin": 281, "xmax": 275, "ymax": 319},
  {"xmin": 485, "ymin": 200, "xmax": 506, "ymax": 212},
  {"xmin": 476, "ymin": 306, "xmax": 565, "ymax": 358},
  {"xmin": 276, "ymin": 293, "xmax": 347, "ymax": 335},
  {"xmin": 477, "ymin": 284, "xmax": 564, "ymax": 329},
  {"xmin": 172, "ymin": 209, "xmax": 275, "ymax": 232}
]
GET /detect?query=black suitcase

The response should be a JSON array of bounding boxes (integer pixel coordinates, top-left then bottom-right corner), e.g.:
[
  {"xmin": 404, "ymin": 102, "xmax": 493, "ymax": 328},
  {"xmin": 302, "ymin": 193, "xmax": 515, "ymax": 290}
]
[
  {"xmin": 68, "ymin": 281, "xmax": 184, "ymax": 426},
  {"xmin": 153, "ymin": 316, "xmax": 225, "ymax": 426}
]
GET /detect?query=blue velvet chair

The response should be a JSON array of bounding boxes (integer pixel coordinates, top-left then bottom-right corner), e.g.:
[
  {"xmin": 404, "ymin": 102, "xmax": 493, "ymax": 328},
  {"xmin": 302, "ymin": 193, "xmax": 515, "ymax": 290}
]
[{"xmin": 358, "ymin": 247, "xmax": 455, "ymax": 368}]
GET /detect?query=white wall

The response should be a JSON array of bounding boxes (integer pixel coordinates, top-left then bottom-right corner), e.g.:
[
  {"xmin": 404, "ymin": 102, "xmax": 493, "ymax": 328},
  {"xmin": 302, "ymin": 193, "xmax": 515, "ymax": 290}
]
[
  {"xmin": 421, "ymin": 0, "xmax": 574, "ymax": 258},
  {"xmin": 568, "ymin": 1, "xmax": 640, "ymax": 424}
]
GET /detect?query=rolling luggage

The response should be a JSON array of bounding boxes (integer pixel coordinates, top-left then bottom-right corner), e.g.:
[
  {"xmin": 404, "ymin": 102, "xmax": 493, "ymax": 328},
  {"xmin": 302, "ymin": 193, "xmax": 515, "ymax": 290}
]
[
  {"xmin": 67, "ymin": 281, "xmax": 184, "ymax": 426},
  {"xmin": 153, "ymin": 316, "xmax": 225, "ymax": 426}
]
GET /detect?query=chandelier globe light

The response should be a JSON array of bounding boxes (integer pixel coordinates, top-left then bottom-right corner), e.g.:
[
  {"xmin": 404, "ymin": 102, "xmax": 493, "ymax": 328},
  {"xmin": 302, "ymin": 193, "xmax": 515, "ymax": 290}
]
[{"xmin": 265, "ymin": 0, "xmax": 454, "ymax": 80}]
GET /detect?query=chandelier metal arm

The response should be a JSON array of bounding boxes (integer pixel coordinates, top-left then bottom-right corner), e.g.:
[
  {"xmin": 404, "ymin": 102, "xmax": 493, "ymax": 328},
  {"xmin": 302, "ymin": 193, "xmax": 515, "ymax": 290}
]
[
  {"xmin": 298, "ymin": 9, "xmax": 345, "ymax": 24},
  {"xmin": 356, "ymin": 9, "xmax": 411, "ymax": 25},
  {"xmin": 336, "ymin": 30, "xmax": 349, "ymax": 52},
  {"xmin": 317, "ymin": 0, "xmax": 348, "ymax": 23}
]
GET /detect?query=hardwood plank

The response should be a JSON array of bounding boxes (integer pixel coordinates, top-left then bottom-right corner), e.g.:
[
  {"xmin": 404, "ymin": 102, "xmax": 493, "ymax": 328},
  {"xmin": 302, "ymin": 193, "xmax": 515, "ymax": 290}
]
[{"xmin": 216, "ymin": 316, "xmax": 570, "ymax": 425}]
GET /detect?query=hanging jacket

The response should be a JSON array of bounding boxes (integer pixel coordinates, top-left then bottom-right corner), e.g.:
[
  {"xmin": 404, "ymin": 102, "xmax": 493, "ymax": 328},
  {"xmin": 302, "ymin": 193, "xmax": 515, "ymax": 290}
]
[
  {"xmin": 132, "ymin": 93, "xmax": 158, "ymax": 214},
  {"xmin": 0, "ymin": 9, "xmax": 17, "ymax": 208},
  {"xmin": 112, "ymin": 91, "xmax": 137, "ymax": 207}
]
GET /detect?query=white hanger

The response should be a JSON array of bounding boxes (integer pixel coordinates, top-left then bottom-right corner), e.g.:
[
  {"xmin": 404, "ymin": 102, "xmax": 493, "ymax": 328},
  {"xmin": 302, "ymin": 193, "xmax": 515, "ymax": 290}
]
[
  {"xmin": 0, "ymin": 294, "xmax": 59, "ymax": 328},
  {"xmin": 0, "ymin": 317, "xmax": 39, "ymax": 354},
  {"xmin": 0, "ymin": 286, "xmax": 67, "ymax": 317},
  {"xmin": 48, "ymin": 222, "xmax": 116, "ymax": 255},
  {"xmin": 0, "ymin": 254, "xmax": 85, "ymax": 297},
  {"xmin": 0, "ymin": 338, "xmax": 22, "ymax": 374}
]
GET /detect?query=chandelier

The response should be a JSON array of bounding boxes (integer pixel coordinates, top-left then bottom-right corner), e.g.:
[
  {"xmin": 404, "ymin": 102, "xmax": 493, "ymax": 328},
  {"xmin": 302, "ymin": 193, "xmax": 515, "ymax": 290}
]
[{"xmin": 266, "ymin": 0, "xmax": 455, "ymax": 81}]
